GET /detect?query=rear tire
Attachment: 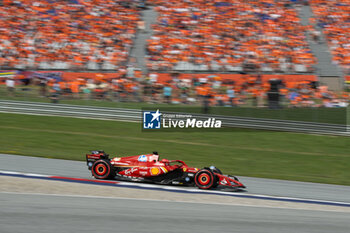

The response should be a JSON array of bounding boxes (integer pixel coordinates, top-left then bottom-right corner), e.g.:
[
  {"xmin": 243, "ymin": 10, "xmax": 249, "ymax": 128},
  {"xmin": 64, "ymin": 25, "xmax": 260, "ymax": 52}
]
[
  {"xmin": 194, "ymin": 169, "xmax": 215, "ymax": 189},
  {"xmin": 92, "ymin": 160, "xmax": 114, "ymax": 179}
]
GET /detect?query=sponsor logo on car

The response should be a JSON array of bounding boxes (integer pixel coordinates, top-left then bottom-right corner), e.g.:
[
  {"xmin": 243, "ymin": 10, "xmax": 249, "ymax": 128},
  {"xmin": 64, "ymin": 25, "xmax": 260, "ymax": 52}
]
[
  {"xmin": 150, "ymin": 167, "xmax": 160, "ymax": 176},
  {"xmin": 138, "ymin": 155, "xmax": 148, "ymax": 162},
  {"xmin": 125, "ymin": 167, "xmax": 138, "ymax": 175}
]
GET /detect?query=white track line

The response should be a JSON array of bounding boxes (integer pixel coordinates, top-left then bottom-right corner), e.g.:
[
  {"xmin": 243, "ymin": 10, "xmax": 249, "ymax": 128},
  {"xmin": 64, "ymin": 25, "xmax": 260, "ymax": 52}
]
[{"xmin": 1, "ymin": 170, "xmax": 350, "ymax": 207}]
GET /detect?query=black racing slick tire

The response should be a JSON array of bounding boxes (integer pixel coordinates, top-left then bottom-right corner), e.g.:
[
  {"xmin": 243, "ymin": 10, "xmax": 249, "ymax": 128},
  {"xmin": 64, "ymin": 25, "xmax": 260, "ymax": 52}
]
[
  {"xmin": 91, "ymin": 160, "xmax": 114, "ymax": 179},
  {"xmin": 211, "ymin": 168, "xmax": 221, "ymax": 189},
  {"xmin": 194, "ymin": 169, "xmax": 215, "ymax": 189},
  {"xmin": 212, "ymin": 175, "xmax": 220, "ymax": 189}
]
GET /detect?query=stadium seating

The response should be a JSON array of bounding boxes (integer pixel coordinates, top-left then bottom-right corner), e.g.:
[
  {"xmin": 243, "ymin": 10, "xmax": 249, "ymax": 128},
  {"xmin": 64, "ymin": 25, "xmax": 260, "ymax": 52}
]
[
  {"xmin": 146, "ymin": 0, "xmax": 316, "ymax": 73},
  {"xmin": 310, "ymin": 0, "xmax": 350, "ymax": 74},
  {"xmin": 0, "ymin": 0, "xmax": 140, "ymax": 70}
]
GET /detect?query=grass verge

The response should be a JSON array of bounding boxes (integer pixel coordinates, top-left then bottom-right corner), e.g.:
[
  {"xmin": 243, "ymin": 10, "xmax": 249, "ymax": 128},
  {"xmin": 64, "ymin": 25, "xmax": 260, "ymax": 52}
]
[{"xmin": 0, "ymin": 112, "xmax": 349, "ymax": 185}]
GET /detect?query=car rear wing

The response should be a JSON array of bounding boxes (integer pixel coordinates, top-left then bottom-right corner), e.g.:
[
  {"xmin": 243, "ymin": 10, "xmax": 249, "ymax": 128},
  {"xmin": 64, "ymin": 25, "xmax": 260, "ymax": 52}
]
[{"xmin": 86, "ymin": 151, "xmax": 109, "ymax": 170}]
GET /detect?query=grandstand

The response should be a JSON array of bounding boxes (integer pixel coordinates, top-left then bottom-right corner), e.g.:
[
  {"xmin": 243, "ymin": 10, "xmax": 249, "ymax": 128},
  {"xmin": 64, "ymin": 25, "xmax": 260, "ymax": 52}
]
[
  {"xmin": 0, "ymin": 0, "xmax": 140, "ymax": 70},
  {"xmin": 0, "ymin": 0, "xmax": 346, "ymax": 74},
  {"xmin": 309, "ymin": 0, "xmax": 350, "ymax": 75},
  {"xmin": 146, "ymin": 0, "xmax": 316, "ymax": 73},
  {"xmin": 0, "ymin": 0, "xmax": 349, "ymax": 106}
]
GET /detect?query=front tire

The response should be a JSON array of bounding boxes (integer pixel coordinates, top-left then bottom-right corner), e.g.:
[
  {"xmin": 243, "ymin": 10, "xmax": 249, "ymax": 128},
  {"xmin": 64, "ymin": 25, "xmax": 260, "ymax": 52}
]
[
  {"xmin": 194, "ymin": 169, "xmax": 215, "ymax": 189},
  {"xmin": 92, "ymin": 160, "xmax": 114, "ymax": 179},
  {"xmin": 208, "ymin": 167, "xmax": 222, "ymax": 188}
]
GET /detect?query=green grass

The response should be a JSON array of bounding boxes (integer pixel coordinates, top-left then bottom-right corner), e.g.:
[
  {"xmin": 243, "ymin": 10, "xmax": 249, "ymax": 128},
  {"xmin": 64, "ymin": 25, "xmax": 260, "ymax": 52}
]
[{"xmin": 0, "ymin": 112, "xmax": 349, "ymax": 185}]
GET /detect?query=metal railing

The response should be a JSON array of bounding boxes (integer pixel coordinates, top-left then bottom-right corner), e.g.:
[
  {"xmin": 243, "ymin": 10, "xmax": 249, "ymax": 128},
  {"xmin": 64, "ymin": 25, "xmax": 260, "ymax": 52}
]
[{"xmin": 0, "ymin": 100, "xmax": 348, "ymax": 136}]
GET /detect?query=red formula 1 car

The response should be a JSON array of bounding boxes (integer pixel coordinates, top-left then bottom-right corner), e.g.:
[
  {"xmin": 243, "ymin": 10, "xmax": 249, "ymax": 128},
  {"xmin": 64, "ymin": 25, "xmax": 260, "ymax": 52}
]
[{"xmin": 86, "ymin": 151, "xmax": 245, "ymax": 190}]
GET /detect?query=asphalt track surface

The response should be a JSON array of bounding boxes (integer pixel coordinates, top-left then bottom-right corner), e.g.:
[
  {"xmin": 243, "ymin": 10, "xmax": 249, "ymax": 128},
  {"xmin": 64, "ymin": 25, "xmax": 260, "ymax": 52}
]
[
  {"xmin": 1, "ymin": 192, "xmax": 350, "ymax": 233},
  {"xmin": 1, "ymin": 154, "xmax": 350, "ymax": 203},
  {"xmin": 1, "ymin": 154, "xmax": 350, "ymax": 233}
]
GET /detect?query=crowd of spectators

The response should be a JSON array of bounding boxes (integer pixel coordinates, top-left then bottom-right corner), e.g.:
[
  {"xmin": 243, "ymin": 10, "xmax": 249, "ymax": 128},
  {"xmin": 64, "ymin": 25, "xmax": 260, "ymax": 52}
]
[
  {"xmin": 0, "ymin": 0, "xmax": 142, "ymax": 70},
  {"xmin": 4, "ymin": 73, "xmax": 349, "ymax": 108},
  {"xmin": 0, "ymin": 0, "xmax": 346, "ymax": 77},
  {"xmin": 310, "ymin": 0, "xmax": 350, "ymax": 74},
  {"xmin": 146, "ymin": 0, "xmax": 316, "ymax": 73}
]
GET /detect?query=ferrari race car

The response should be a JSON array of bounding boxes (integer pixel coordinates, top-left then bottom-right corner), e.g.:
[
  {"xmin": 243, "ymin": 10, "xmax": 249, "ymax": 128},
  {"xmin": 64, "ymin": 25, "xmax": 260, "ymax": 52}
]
[{"xmin": 86, "ymin": 151, "xmax": 246, "ymax": 190}]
